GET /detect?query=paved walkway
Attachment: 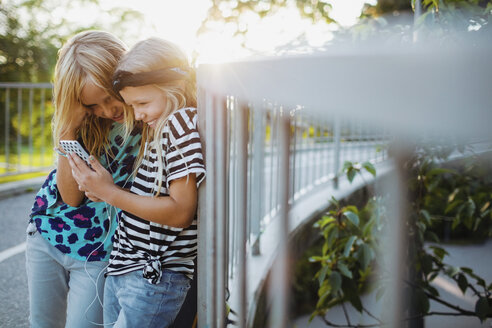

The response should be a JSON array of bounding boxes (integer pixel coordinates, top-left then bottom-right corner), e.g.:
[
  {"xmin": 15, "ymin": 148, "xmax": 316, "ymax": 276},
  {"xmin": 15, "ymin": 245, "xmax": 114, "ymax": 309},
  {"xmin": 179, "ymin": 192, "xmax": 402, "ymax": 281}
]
[{"xmin": 0, "ymin": 190, "xmax": 38, "ymax": 328}]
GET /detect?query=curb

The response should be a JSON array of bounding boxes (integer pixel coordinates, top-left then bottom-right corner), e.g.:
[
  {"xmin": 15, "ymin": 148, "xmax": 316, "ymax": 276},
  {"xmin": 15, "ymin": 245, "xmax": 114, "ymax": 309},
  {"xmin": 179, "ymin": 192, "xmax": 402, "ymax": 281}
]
[{"xmin": 0, "ymin": 177, "xmax": 45, "ymax": 200}]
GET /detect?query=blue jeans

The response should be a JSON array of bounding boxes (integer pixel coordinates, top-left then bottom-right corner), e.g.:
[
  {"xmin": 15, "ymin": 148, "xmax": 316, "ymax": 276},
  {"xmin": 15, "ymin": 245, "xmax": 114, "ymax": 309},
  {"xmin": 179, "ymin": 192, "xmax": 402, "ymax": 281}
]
[
  {"xmin": 104, "ymin": 269, "xmax": 191, "ymax": 328},
  {"xmin": 25, "ymin": 229, "xmax": 107, "ymax": 328}
]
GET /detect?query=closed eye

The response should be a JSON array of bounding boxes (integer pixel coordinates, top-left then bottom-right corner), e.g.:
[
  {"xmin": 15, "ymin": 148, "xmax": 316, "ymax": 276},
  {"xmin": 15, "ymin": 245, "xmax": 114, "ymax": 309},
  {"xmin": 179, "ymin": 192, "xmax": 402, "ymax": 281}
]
[{"xmin": 83, "ymin": 105, "xmax": 96, "ymax": 112}]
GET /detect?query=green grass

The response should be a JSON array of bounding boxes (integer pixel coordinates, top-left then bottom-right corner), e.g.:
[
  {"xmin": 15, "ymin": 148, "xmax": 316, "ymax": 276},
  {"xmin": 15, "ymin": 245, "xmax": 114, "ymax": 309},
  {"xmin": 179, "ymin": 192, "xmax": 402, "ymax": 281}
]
[
  {"xmin": 0, "ymin": 150, "xmax": 55, "ymax": 171},
  {"xmin": 0, "ymin": 148, "xmax": 55, "ymax": 183},
  {"xmin": 0, "ymin": 170, "xmax": 50, "ymax": 184}
]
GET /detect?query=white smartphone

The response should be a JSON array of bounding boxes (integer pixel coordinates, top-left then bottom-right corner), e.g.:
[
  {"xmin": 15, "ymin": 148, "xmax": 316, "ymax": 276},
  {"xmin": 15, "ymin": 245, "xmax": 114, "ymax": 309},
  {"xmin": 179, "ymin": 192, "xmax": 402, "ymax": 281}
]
[{"xmin": 59, "ymin": 140, "xmax": 92, "ymax": 167}]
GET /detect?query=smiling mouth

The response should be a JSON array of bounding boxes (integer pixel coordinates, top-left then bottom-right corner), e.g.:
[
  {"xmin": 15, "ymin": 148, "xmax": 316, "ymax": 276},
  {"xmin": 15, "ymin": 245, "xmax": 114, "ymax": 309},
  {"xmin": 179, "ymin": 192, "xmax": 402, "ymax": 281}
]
[{"xmin": 112, "ymin": 113, "xmax": 124, "ymax": 122}]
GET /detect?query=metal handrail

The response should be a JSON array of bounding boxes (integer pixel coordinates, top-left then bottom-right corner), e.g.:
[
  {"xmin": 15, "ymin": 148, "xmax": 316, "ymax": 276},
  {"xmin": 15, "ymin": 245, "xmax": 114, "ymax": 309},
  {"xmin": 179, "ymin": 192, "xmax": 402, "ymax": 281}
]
[{"xmin": 0, "ymin": 82, "xmax": 54, "ymax": 178}]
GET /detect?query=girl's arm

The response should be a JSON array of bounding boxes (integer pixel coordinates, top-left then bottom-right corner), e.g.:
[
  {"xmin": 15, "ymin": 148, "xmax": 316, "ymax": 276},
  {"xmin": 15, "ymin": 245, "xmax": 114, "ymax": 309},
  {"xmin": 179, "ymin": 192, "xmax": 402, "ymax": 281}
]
[
  {"xmin": 56, "ymin": 106, "xmax": 87, "ymax": 207},
  {"xmin": 68, "ymin": 153, "xmax": 197, "ymax": 228}
]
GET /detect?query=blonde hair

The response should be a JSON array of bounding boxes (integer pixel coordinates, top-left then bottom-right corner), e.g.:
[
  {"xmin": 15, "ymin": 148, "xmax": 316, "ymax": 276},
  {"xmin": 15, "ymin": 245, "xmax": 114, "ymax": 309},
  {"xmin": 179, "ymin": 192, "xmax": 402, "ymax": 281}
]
[
  {"xmin": 52, "ymin": 30, "xmax": 128, "ymax": 156},
  {"xmin": 115, "ymin": 37, "xmax": 196, "ymax": 196}
]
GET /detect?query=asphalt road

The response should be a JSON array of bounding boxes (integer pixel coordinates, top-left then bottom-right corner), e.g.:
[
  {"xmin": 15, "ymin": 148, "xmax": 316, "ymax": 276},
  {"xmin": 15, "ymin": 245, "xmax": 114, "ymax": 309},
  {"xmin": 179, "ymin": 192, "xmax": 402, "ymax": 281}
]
[{"xmin": 0, "ymin": 191, "xmax": 36, "ymax": 328}]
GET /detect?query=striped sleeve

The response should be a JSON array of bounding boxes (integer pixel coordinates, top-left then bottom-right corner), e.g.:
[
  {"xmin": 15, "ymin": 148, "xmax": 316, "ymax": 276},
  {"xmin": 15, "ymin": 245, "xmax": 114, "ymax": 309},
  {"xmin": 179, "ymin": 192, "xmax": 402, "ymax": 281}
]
[{"xmin": 164, "ymin": 108, "xmax": 205, "ymax": 188}]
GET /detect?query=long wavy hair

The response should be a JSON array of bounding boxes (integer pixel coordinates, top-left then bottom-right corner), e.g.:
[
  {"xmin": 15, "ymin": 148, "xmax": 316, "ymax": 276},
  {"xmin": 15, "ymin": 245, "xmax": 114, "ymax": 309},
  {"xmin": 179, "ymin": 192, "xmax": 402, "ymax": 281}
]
[
  {"xmin": 52, "ymin": 30, "xmax": 128, "ymax": 157},
  {"xmin": 115, "ymin": 37, "xmax": 197, "ymax": 196}
]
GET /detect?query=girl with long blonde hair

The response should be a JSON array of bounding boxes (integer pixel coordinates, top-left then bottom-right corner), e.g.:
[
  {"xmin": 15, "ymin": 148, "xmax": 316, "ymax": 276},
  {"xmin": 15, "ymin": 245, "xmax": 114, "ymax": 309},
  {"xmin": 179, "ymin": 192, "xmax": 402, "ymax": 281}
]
[
  {"xmin": 27, "ymin": 30, "xmax": 140, "ymax": 328},
  {"xmin": 69, "ymin": 37, "xmax": 205, "ymax": 327}
]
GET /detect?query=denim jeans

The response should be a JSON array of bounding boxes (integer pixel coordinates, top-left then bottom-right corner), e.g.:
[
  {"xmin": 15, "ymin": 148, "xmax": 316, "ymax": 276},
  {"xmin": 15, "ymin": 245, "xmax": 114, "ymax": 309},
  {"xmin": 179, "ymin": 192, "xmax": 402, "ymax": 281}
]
[
  {"xmin": 25, "ymin": 228, "xmax": 107, "ymax": 328},
  {"xmin": 104, "ymin": 269, "xmax": 191, "ymax": 328}
]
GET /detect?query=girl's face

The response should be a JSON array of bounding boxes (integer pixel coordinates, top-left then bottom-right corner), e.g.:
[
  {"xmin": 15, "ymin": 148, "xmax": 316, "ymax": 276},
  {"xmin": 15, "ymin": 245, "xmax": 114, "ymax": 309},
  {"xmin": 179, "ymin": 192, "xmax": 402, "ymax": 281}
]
[
  {"xmin": 119, "ymin": 85, "xmax": 167, "ymax": 130},
  {"xmin": 80, "ymin": 81, "xmax": 125, "ymax": 123}
]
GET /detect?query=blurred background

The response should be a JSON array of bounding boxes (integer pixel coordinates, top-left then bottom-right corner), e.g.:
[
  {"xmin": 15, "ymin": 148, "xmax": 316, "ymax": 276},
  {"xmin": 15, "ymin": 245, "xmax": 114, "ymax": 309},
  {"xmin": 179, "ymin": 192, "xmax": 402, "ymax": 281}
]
[
  {"xmin": 2, "ymin": 0, "xmax": 490, "ymax": 180},
  {"xmin": 1, "ymin": 1, "xmax": 491, "ymax": 327}
]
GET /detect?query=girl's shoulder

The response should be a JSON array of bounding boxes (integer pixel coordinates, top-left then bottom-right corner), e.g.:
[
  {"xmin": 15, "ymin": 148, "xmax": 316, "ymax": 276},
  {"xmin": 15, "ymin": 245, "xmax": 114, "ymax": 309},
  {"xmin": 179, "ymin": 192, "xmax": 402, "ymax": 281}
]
[
  {"xmin": 165, "ymin": 107, "xmax": 198, "ymax": 134},
  {"xmin": 168, "ymin": 107, "xmax": 198, "ymax": 123}
]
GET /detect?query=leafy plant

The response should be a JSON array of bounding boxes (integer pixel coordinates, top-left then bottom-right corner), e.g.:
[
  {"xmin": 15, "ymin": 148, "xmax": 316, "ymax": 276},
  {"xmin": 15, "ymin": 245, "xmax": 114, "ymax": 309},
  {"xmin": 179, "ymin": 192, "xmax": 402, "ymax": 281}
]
[{"xmin": 310, "ymin": 146, "xmax": 492, "ymax": 327}]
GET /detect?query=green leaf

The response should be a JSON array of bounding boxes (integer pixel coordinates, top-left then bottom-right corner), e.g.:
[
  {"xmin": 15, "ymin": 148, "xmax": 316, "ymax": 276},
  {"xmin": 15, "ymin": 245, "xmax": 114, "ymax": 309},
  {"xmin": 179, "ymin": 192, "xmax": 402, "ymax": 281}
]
[
  {"xmin": 420, "ymin": 209, "xmax": 432, "ymax": 225},
  {"xmin": 426, "ymin": 285, "xmax": 439, "ymax": 297},
  {"xmin": 445, "ymin": 199, "xmax": 462, "ymax": 214},
  {"xmin": 421, "ymin": 254, "xmax": 433, "ymax": 275},
  {"xmin": 425, "ymin": 231, "xmax": 440, "ymax": 243},
  {"xmin": 362, "ymin": 161, "xmax": 376, "ymax": 177},
  {"xmin": 343, "ymin": 161, "xmax": 353, "ymax": 171},
  {"xmin": 322, "ymin": 242, "xmax": 329, "ymax": 256},
  {"xmin": 329, "ymin": 271, "xmax": 342, "ymax": 296},
  {"xmin": 337, "ymin": 262, "xmax": 353, "ymax": 279},
  {"xmin": 475, "ymin": 297, "xmax": 490, "ymax": 322},
  {"xmin": 473, "ymin": 217, "xmax": 482, "ymax": 231},
  {"xmin": 316, "ymin": 282, "xmax": 332, "ymax": 309},
  {"xmin": 318, "ymin": 215, "xmax": 336, "ymax": 229},
  {"xmin": 446, "ymin": 266, "xmax": 460, "ymax": 278},
  {"xmin": 414, "ymin": 289, "xmax": 430, "ymax": 314},
  {"xmin": 318, "ymin": 265, "xmax": 329, "ymax": 286},
  {"xmin": 447, "ymin": 188, "xmax": 460, "ymax": 203},
  {"xmin": 480, "ymin": 201, "xmax": 490, "ymax": 214},
  {"xmin": 310, "ymin": 255, "xmax": 327, "ymax": 262},
  {"xmin": 357, "ymin": 243, "xmax": 373, "ymax": 270},
  {"xmin": 466, "ymin": 197, "xmax": 476, "ymax": 218},
  {"xmin": 343, "ymin": 211, "xmax": 360, "ymax": 226},
  {"xmin": 427, "ymin": 167, "xmax": 456, "ymax": 177},
  {"xmin": 327, "ymin": 226, "xmax": 338, "ymax": 247},
  {"xmin": 451, "ymin": 216, "xmax": 460, "ymax": 230},
  {"xmin": 457, "ymin": 274, "xmax": 468, "ymax": 294},
  {"xmin": 343, "ymin": 277, "xmax": 363, "ymax": 313},
  {"xmin": 431, "ymin": 246, "xmax": 449, "ymax": 260},
  {"xmin": 375, "ymin": 286, "xmax": 385, "ymax": 301},
  {"xmin": 343, "ymin": 236, "xmax": 357, "ymax": 257},
  {"xmin": 347, "ymin": 167, "xmax": 356, "ymax": 183},
  {"xmin": 362, "ymin": 218, "xmax": 375, "ymax": 238}
]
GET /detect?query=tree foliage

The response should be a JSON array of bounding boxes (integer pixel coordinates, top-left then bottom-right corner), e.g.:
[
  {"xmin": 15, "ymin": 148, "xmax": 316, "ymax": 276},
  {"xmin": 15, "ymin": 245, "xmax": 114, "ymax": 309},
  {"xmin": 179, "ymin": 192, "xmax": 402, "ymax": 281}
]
[{"xmin": 0, "ymin": 0, "xmax": 144, "ymax": 82}]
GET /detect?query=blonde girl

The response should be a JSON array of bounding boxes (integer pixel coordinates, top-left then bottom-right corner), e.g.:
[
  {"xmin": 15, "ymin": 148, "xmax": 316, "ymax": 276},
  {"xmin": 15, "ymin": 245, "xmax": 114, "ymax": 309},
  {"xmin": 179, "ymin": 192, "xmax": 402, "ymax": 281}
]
[
  {"xmin": 27, "ymin": 30, "xmax": 140, "ymax": 328},
  {"xmin": 68, "ymin": 37, "xmax": 205, "ymax": 327}
]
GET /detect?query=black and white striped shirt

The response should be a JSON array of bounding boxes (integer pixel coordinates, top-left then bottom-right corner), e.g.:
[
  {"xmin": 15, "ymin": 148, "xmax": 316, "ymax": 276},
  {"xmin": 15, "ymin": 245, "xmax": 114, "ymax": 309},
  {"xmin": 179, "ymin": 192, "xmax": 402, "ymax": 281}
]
[{"xmin": 106, "ymin": 107, "xmax": 205, "ymax": 284}]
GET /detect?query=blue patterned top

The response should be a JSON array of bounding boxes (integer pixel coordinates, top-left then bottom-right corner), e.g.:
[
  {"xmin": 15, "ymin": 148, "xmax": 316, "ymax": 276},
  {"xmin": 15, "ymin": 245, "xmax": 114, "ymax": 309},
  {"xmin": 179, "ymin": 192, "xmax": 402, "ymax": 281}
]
[{"xmin": 29, "ymin": 123, "xmax": 141, "ymax": 262}]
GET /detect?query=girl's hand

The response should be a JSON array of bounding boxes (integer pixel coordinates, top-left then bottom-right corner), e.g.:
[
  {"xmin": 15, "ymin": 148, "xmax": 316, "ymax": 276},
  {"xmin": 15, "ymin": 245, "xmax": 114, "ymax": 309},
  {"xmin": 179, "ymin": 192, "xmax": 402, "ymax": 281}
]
[
  {"xmin": 84, "ymin": 191, "xmax": 103, "ymax": 202},
  {"xmin": 67, "ymin": 102, "xmax": 88, "ymax": 132},
  {"xmin": 67, "ymin": 153, "xmax": 116, "ymax": 202}
]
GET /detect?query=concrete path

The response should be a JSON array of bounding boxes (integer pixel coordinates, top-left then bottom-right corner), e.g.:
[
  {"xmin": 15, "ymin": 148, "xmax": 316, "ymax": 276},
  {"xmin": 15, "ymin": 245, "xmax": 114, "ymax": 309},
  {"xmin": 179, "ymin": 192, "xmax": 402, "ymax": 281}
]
[{"xmin": 0, "ymin": 191, "xmax": 37, "ymax": 328}]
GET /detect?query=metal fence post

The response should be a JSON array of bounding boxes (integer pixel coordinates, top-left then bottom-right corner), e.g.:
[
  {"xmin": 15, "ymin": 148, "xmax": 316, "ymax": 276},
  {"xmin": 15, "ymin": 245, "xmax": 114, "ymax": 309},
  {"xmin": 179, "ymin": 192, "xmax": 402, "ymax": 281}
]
[
  {"xmin": 236, "ymin": 103, "xmax": 249, "ymax": 328},
  {"xmin": 333, "ymin": 116, "xmax": 341, "ymax": 189},
  {"xmin": 5, "ymin": 88, "xmax": 10, "ymax": 171},
  {"xmin": 268, "ymin": 110, "xmax": 291, "ymax": 328},
  {"xmin": 251, "ymin": 105, "xmax": 265, "ymax": 255},
  {"xmin": 216, "ymin": 96, "xmax": 227, "ymax": 328}
]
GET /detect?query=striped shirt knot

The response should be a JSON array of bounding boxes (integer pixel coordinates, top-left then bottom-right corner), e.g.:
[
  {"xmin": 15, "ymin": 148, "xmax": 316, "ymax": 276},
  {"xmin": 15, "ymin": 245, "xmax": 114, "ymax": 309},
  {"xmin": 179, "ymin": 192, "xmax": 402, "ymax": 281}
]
[{"xmin": 143, "ymin": 256, "xmax": 163, "ymax": 284}]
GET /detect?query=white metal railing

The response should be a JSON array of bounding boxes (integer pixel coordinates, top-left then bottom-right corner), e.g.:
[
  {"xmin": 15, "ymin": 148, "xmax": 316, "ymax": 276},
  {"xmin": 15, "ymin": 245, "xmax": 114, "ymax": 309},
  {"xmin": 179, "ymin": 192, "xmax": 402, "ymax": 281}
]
[
  {"xmin": 0, "ymin": 82, "xmax": 54, "ymax": 177},
  {"xmin": 196, "ymin": 95, "xmax": 390, "ymax": 328},
  {"xmin": 196, "ymin": 40, "xmax": 492, "ymax": 327}
]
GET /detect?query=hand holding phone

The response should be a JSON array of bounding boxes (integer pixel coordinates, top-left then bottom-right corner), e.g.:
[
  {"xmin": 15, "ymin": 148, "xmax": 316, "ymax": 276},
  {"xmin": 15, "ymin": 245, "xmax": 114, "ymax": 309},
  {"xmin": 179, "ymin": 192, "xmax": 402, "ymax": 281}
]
[{"xmin": 59, "ymin": 140, "xmax": 92, "ymax": 167}]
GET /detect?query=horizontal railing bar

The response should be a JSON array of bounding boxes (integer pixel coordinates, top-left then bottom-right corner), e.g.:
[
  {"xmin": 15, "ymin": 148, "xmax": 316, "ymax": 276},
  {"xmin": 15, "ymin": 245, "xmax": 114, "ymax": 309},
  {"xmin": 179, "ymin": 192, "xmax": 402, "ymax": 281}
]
[
  {"xmin": 0, "ymin": 82, "xmax": 52, "ymax": 88},
  {"xmin": 197, "ymin": 45, "xmax": 492, "ymax": 139}
]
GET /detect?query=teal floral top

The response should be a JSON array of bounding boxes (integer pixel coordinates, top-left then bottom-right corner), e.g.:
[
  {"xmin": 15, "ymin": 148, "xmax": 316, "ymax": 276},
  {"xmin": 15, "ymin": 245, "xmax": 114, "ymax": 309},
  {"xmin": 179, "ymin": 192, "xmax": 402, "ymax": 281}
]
[{"xmin": 29, "ymin": 123, "xmax": 141, "ymax": 262}]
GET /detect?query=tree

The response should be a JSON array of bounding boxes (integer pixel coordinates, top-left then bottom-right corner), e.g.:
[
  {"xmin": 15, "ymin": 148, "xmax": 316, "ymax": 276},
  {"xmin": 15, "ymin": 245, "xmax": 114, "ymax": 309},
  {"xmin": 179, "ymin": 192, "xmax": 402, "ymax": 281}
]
[
  {"xmin": 0, "ymin": 0, "xmax": 144, "ymax": 159},
  {"xmin": 0, "ymin": 0, "xmax": 144, "ymax": 82}
]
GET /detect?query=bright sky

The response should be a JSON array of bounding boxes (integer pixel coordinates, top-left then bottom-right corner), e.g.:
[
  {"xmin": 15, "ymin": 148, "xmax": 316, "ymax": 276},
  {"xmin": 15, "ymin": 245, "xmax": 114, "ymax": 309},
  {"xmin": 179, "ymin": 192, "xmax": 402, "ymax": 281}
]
[{"xmin": 64, "ymin": 0, "xmax": 376, "ymax": 64}]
